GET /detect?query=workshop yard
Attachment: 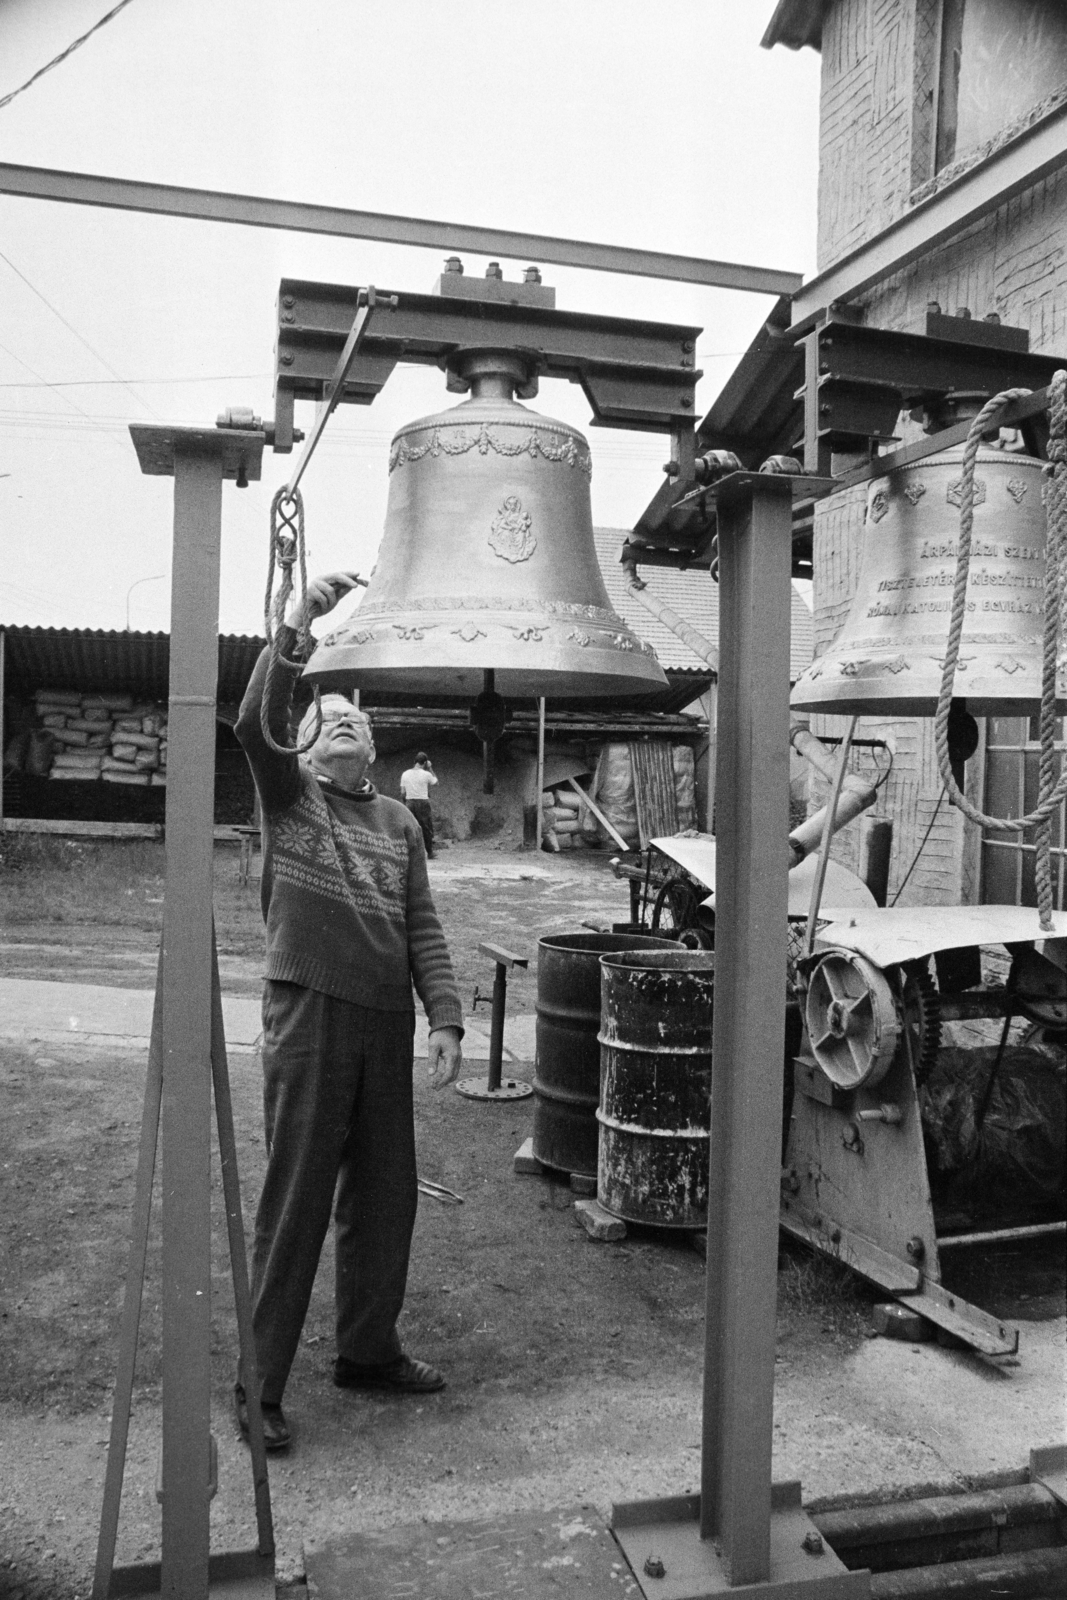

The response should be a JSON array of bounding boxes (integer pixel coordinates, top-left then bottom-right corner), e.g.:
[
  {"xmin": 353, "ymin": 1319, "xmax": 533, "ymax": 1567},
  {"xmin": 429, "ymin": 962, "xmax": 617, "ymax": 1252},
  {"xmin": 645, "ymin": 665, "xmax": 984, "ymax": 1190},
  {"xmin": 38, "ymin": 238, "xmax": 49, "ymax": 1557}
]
[{"xmin": 0, "ymin": 837, "xmax": 1062, "ymax": 1598}]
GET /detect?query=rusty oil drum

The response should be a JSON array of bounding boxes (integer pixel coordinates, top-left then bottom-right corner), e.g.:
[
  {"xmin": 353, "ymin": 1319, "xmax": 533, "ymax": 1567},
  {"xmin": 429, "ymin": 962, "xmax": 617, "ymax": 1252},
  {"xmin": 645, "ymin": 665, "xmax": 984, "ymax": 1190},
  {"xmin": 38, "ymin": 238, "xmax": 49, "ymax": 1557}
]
[
  {"xmin": 533, "ymin": 931, "xmax": 676, "ymax": 1177},
  {"xmin": 597, "ymin": 949, "xmax": 714, "ymax": 1227}
]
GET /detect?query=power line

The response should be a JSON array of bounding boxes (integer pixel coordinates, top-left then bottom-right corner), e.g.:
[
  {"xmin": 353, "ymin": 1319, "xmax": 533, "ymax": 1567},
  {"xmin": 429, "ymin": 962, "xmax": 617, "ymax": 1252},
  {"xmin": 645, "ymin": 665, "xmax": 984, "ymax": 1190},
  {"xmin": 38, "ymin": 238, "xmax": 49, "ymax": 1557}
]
[
  {"xmin": 0, "ymin": 1, "xmax": 139, "ymax": 113},
  {"xmin": 0, "ymin": 339, "xmax": 128, "ymax": 451},
  {"xmin": 0, "ymin": 247, "xmax": 161, "ymax": 419},
  {"xmin": 0, "ymin": 374, "xmax": 270, "ymax": 389}
]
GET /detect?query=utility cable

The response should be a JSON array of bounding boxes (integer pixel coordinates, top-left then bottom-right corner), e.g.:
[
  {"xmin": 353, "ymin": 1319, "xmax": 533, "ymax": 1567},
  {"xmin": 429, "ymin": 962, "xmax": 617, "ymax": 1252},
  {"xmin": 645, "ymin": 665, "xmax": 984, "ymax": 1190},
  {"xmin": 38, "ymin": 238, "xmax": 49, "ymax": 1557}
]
[
  {"xmin": 0, "ymin": 248, "xmax": 160, "ymax": 419},
  {"xmin": 0, "ymin": 1, "xmax": 138, "ymax": 113},
  {"xmin": 0, "ymin": 337, "xmax": 126, "ymax": 452},
  {"xmin": 889, "ymin": 785, "xmax": 947, "ymax": 907}
]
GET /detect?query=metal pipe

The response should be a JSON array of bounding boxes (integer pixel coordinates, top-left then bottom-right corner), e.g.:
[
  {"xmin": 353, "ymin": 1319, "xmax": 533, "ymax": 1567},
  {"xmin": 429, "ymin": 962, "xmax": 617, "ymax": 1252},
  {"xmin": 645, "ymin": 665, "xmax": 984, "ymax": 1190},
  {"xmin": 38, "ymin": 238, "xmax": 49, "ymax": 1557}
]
[
  {"xmin": 0, "ymin": 161, "xmax": 803, "ymax": 296},
  {"xmin": 804, "ymin": 717, "xmax": 858, "ymax": 957},
  {"xmin": 938, "ymin": 1220, "xmax": 1066, "ymax": 1249},
  {"xmin": 789, "ymin": 722, "xmax": 878, "ymax": 867},
  {"xmin": 623, "ymin": 561, "xmax": 720, "ymax": 672}
]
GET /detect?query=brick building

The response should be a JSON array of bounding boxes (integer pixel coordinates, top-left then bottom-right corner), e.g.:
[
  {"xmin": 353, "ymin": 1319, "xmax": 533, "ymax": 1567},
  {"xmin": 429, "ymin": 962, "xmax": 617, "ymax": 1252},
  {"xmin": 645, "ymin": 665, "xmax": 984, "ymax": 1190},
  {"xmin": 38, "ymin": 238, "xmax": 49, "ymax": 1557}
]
[{"xmin": 764, "ymin": 0, "xmax": 1067, "ymax": 908}]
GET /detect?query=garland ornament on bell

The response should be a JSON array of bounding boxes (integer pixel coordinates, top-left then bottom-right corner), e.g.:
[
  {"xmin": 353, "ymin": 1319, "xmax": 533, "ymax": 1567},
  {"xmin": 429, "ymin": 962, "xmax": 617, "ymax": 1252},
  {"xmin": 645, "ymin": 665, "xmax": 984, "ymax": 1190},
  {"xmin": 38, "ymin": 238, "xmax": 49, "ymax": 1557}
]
[{"xmin": 301, "ymin": 349, "xmax": 667, "ymax": 700}]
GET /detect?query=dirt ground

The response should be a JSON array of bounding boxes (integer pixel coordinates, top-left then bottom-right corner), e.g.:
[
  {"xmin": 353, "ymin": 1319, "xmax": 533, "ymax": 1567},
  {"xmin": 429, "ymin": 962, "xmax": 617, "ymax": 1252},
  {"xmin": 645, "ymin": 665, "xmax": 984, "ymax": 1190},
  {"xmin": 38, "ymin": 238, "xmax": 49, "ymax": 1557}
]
[{"xmin": 0, "ymin": 836, "xmax": 1063, "ymax": 1598}]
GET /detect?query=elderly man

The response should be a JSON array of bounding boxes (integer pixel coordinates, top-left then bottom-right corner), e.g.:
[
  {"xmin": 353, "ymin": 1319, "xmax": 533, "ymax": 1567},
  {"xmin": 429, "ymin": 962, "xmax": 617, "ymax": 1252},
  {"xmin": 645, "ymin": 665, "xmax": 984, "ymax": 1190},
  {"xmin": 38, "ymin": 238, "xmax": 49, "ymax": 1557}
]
[{"xmin": 234, "ymin": 571, "xmax": 463, "ymax": 1451}]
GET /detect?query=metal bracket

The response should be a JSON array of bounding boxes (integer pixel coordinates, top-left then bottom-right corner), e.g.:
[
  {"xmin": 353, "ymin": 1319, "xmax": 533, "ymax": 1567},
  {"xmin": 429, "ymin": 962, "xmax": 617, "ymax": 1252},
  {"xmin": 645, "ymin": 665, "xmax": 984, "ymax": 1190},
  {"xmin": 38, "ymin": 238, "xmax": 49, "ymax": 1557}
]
[
  {"xmin": 1030, "ymin": 1445, "xmax": 1067, "ymax": 1507},
  {"xmin": 610, "ymin": 1486, "xmax": 869, "ymax": 1600}
]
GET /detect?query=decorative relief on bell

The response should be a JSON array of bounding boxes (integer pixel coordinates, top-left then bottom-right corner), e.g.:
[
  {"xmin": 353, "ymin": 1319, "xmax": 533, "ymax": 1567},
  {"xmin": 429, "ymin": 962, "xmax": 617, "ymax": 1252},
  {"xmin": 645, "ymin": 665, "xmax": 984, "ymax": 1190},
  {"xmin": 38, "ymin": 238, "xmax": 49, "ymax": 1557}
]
[
  {"xmin": 389, "ymin": 419, "xmax": 592, "ymax": 477},
  {"xmin": 453, "ymin": 623, "xmax": 486, "ymax": 642},
  {"xmin": 903, "ymin": 482, "xmax": 927, "ymax": 505},
  {"xmin": 869, "ymin": 489, "xmax": 890, "ymax": 523},
  {"xmin": 488, "ymin": 495, "xmax": 536, "ymax": 563},
  {"xmin": 946, "ymin": 476, "xmax": 986, "ymax": 506},
  {"xmin": 1006, "ymin": 478, "xmax": 1028, "ymax": 503}
]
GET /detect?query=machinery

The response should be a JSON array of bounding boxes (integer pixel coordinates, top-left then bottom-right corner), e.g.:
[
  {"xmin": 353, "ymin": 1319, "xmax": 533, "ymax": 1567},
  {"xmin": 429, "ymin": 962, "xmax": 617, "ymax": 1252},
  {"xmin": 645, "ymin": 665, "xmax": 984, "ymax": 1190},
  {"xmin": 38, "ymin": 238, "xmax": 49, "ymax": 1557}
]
[{"xmin": 785, "ymin": 904, "xmax": 1066, "ymax": 1354}]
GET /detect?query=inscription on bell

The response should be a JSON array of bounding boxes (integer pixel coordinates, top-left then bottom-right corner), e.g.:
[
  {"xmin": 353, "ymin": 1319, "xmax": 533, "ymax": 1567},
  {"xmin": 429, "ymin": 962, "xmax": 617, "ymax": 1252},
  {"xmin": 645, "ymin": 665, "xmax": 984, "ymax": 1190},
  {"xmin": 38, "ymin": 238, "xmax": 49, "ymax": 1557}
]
[{"xmin": 489, "ymin": 495, "xmax": 536, "ymax": 563}]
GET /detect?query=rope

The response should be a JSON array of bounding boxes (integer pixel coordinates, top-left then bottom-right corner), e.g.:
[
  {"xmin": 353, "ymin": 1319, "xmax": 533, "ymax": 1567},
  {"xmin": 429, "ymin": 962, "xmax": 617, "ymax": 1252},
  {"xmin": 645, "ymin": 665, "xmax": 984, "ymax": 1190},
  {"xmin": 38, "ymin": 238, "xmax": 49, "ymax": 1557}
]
[
  {"xmin": 260, "ymin": 487, "xmax": 321, "ymax": 757},
  {"xmin": 933, "ymin": 378, "xmax": 1067, "ymax": 931}
]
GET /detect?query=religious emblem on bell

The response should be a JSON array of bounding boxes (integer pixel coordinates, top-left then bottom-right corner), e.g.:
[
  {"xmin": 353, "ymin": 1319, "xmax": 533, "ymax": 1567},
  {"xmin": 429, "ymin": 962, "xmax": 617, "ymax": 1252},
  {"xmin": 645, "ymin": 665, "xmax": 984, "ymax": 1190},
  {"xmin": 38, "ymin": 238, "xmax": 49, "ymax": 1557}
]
[{"xmin": 488, "ymin": 494, "xmax": 536, "ymax": 563}]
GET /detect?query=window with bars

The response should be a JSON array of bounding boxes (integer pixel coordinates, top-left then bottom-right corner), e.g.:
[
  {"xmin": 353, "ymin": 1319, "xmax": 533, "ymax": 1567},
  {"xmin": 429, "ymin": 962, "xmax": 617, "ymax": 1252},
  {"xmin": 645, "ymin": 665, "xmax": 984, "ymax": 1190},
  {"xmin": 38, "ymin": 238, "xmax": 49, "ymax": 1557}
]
[{"xmin": 981, "ymin": 716, "xmax": 1067, "ymax": 910}]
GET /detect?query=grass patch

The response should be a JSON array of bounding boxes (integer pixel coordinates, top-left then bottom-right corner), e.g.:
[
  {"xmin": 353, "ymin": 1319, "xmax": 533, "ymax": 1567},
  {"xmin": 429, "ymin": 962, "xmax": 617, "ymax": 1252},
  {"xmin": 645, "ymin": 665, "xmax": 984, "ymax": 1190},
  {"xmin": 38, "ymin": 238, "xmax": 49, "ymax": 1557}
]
[{"xmin": 777, "ymin": 1238, "xmax": 873, "ymax": 1344}]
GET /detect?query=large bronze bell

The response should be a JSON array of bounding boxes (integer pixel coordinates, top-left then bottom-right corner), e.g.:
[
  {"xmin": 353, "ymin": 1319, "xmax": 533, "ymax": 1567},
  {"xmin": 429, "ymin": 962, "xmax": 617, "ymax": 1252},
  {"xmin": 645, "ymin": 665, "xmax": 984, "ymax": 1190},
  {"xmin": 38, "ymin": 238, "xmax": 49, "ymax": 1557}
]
[
  {"xmin": 304, "ymin": 350, "xmax": 667, "ymax": 699},
  {"xmin": 791, "ymin": 443, "xmax": 1062, "ymax": 717}
]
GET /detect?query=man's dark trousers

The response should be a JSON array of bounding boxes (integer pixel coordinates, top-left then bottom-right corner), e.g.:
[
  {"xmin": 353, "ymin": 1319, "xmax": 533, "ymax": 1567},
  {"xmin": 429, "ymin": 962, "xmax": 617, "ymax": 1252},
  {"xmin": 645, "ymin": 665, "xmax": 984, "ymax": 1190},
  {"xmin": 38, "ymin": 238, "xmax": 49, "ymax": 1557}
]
[
  {"xmin": 247, "ymin": 980, "xmax": 418, "ymax": 1405},
  {"xmin": 406, "ymin": 797, "xmax": 434, "ymax": 858}
]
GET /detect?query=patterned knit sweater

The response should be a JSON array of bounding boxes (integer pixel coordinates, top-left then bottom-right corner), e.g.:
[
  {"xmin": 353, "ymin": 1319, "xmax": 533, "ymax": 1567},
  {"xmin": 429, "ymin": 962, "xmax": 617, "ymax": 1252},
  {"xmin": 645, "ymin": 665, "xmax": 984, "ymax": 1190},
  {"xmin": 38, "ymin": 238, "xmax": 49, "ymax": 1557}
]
[{"xmin": 235, "ymin": 635, "xmax": 463, "ymax": 1033}]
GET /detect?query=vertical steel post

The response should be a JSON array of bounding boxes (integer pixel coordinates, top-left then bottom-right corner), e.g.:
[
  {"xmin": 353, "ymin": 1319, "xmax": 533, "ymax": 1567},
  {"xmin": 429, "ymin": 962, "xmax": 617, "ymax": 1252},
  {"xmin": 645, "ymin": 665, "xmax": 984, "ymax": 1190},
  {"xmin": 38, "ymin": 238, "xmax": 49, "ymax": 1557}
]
[
  {"xmin": 0, "ymin": 627, "xmax": 6, "ymax": 832},
  {"xmin": 700, "ymin": 478, "xmax": 793, "ymax": 1585},
  {"xmin": 486, "ymin": 961, "xmax": 507, "ymax": 1092},
  {"xmin": 159, "ymin": 447, "xmax": 223, "ymax": 1598}
]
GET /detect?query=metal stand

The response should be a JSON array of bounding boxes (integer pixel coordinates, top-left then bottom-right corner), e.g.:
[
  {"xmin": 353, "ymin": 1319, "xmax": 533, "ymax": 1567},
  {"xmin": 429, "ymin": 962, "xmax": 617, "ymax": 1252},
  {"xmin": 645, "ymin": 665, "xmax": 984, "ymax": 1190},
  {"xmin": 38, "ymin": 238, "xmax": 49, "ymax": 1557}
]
[
  {"xmin": 609, "ymin": 478, "xmax": 870, "ymax": 1598},
  {"xmin": 92, "ymin": 425, "xmax": 274, "ymax": 1600},
  {"xmin": 454, "ymin": 941, "xmax": 533, "ymax": 1100}
]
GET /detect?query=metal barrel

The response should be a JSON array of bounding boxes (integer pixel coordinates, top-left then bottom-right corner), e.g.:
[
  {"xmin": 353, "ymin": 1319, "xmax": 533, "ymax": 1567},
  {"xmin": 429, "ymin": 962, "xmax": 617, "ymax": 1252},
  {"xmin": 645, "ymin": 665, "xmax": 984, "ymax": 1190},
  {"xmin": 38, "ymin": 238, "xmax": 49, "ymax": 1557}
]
[
  {"xmin": 533, "ymin": 931, "xmax": 677, "ymax": 1177},
  {"xmin": 597, "ymin": 949, "xmax": 714, "ymax": 1227}
]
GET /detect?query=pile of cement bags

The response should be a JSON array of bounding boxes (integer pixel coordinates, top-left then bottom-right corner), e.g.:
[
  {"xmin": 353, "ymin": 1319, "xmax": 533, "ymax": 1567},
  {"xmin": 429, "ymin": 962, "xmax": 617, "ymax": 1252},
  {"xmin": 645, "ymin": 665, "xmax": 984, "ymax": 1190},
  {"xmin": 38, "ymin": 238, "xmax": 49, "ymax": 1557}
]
[
  {"xmin": 34, "ymin": 690, "xmax": 168, "ymax": 787},
  {"xmin": 541, "ymin": 784, "xmax": 598, "ymax": 852}
]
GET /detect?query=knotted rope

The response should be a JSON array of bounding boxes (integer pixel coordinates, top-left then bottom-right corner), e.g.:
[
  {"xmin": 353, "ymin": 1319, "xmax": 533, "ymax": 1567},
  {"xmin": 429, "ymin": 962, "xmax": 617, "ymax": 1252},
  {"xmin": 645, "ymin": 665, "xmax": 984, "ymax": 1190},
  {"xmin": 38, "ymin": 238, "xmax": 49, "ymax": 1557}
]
[
  {"xmin": 260, "ymin": 486, "xmax": 322, "ymax": 756},
  {"xmin": 933, "ymin": 376, "xmax": 1067, "ymax": 931}
]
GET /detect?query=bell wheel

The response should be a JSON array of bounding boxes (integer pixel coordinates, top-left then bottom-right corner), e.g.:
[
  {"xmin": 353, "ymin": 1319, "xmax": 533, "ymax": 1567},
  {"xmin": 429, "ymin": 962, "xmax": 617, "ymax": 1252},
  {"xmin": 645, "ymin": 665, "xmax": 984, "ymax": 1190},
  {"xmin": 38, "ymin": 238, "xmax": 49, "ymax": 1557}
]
[
  {"xmin": 652, "ymin": 875, "xmax": 701, "ymax": 939},
  {"xmin": 805, "ymin": 948, "xmax": 900, "ymax": 1091}
]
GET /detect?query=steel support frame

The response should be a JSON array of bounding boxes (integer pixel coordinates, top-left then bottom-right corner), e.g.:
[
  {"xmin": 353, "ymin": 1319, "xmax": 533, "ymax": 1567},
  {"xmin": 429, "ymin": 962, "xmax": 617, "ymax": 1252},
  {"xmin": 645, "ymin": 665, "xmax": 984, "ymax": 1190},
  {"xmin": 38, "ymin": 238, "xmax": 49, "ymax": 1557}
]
[
  {"xmin": 610, "ymin": 479, "xmax": 868, "ymax": 1599},
  {"xmin": 0, "ymin": 161, "xmax": 801, "ymax": 297},
  {"xmin": 93, "ymin": 424, "xmax": 272, "ymax": 1600}
]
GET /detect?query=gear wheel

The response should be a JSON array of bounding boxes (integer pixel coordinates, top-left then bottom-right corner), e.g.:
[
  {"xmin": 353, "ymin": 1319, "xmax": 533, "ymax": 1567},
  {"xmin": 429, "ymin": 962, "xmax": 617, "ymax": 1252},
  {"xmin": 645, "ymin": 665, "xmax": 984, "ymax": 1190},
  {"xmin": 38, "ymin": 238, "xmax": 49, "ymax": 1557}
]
[
  {"xmin": 898, "ymin": 961, "xmax": 942, "ymax": 1082},
  {"xmin": 805, "ymin": 948, "xmax": 901, "ymax": 1090}
]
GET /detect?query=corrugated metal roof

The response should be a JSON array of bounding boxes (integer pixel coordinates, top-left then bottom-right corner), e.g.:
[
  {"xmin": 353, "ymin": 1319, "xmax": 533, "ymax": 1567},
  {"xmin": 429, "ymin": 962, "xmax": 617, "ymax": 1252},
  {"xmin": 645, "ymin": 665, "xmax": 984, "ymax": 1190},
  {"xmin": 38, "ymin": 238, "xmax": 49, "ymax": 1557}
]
[
  {"xmin": 761, "ymin": 0, "xmax": 824, "ymax": 50},
  {"xmin": 595, "ymin": 528, "xmax": 814, "ymax": 682},
  {"xmin": 0, "ymin": 626, "xmax": 265, "ymax": 707}
]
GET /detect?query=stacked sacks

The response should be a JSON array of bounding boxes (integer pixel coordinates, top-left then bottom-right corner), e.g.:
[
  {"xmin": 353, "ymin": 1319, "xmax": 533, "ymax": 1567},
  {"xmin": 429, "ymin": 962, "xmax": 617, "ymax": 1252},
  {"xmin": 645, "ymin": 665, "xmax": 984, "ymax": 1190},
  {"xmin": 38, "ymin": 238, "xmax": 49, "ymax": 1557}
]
[
  {"xmin": 32, "ymin": 690, "xmax": 168, "ymax": 786},
  {"xmin": 105, "ymin": 704, "xmax": 168, "ymax": 787},
  {"xmin": 541, "ymin": 784, "xmax": 597, "ymax": 852}
]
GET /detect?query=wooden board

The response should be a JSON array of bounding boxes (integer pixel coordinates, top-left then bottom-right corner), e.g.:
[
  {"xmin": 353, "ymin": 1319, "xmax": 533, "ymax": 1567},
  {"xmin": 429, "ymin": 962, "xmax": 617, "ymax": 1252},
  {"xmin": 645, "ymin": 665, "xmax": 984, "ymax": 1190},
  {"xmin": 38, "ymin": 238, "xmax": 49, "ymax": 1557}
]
[{"xmin": 629, "ymin": 741, "xmax": 677, "ymax": 849}]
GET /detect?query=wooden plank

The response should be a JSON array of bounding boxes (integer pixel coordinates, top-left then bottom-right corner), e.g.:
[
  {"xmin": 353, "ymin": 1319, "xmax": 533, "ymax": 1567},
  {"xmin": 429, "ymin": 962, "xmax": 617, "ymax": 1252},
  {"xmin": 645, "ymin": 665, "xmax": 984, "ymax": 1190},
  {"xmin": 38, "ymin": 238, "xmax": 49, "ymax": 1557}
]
[
  {"xmin": 2, "ymin": 817, "xmax": 162, "ymax": 838},
  {"xmin": 630, "ymin": 740, "xmax": 678, "ymax": 847},
  {"xmin": 567, "ymin": 777, "xmax": 629, "ymax": 853}
]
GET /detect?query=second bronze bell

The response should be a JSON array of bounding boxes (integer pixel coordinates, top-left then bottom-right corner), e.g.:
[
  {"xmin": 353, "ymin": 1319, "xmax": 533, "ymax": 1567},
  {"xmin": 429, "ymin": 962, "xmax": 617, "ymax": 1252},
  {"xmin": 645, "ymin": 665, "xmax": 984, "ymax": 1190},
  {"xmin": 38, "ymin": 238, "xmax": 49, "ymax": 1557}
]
[
  {"xmin": 303, "ymin": 350, "xmax": 667, "ymax": 700},
  {"xmin": 791, "ymin": 443, "xmax": 1065, "ymax": 718}
]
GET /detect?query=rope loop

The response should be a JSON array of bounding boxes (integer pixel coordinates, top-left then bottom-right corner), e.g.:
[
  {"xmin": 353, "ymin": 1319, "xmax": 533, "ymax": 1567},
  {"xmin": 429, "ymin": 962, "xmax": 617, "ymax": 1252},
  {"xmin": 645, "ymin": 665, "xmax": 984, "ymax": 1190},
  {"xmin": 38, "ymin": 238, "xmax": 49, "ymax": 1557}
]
[
  {"xmin": 261, "ymin": 486, "xmax": 322, "ymax": 756},
  {"xmin": 933, "ymin": 377, "xmax": 1067, "ymax": 931}
]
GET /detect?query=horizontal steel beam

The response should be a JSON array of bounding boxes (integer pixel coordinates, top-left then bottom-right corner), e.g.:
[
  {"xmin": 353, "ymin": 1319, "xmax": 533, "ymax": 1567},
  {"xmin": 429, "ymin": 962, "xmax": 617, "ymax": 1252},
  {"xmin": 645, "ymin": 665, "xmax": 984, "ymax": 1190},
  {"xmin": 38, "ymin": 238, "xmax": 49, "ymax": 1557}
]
[
  {"xmin": 791, "ymin": 103, "xmax": 1067, "ymax": 323},
  {"xmin": 0, "ymin": 161, "xmax": 802, "ymax": 296}
]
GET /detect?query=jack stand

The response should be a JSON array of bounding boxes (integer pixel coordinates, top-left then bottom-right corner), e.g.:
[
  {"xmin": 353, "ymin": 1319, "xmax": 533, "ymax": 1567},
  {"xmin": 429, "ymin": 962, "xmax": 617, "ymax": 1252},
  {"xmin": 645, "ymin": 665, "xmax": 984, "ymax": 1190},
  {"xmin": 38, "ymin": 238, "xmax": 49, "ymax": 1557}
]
[
  {"xmin": 92, "ymin": 424, "xmax": 274, "ymax": 1600},
  {"xmin": 455, "ymin": 941, "xmax": 533, "ymax": 1100}
]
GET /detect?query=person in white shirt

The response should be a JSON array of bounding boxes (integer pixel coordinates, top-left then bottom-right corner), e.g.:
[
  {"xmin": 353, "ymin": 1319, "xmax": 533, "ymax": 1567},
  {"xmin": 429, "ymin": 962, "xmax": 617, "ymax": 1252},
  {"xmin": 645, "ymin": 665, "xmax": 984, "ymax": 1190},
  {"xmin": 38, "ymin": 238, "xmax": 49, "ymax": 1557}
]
[{"xmin": 399, "ymin": 753, "xmax": 438, "ymax": 858}]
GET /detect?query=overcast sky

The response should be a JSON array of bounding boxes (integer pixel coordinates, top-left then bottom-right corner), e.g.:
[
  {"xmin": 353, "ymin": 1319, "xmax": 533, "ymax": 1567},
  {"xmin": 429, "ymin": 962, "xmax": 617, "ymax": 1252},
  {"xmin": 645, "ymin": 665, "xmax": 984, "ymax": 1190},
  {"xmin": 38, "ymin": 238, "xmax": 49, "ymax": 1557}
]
[{"xmin": 1, "ymin": 0, "xmax": 819, "ymax": 636}]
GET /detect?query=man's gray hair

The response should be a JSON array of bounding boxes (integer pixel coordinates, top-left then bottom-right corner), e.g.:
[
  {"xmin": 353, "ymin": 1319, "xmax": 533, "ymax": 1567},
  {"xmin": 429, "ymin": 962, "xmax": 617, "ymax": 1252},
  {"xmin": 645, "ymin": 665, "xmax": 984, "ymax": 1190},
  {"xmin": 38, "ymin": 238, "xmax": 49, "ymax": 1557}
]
[{"xmin": 297, "ymin": 694, "xmax": 371, "ymax": 749}]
